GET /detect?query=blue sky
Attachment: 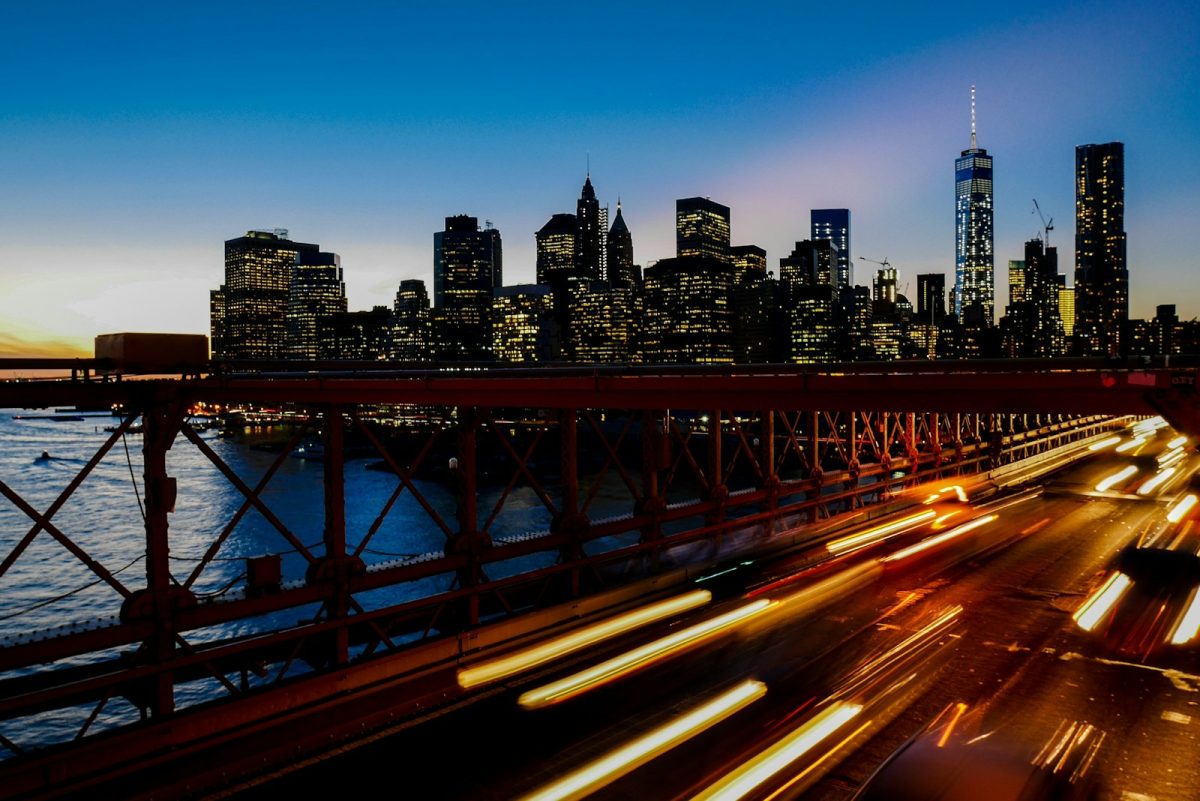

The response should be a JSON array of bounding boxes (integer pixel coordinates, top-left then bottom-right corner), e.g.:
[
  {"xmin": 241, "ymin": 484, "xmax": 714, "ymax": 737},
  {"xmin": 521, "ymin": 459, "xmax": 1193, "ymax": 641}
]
[{"xmin": 1, "ymin": 1, "xmax": 1198, "ymax": 355}]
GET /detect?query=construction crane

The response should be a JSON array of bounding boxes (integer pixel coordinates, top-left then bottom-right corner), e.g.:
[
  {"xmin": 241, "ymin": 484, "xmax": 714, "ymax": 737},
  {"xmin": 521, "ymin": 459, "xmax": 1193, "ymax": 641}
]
[
  {"xmin": 858, "ymin": 255, "xmax": 890, "ymax": 270},
  {"xmin": 1032, "ymin": 199, "xmax": 1054, "ymax": 246}
]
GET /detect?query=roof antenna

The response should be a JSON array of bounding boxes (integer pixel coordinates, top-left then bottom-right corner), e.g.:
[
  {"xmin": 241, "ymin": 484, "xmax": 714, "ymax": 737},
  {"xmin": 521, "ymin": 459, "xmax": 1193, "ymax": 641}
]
[
  {"xmin": 970, "ymin": 85, "xmax": 977, "ymax": 150},
  {"xmin": 586, "ymin": 152, "xmax": 590, "ymax": 179}
]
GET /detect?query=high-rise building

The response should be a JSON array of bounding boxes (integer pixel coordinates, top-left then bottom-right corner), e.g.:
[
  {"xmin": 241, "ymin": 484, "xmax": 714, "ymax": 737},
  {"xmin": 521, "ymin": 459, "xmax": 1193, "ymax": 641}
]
[
  {"xmin": 318, "ymin": 306, "xmax": 391, "ymax": 361},
  {"xmin": 731, "ymin": 245, "xmax": 767, "ymax": 282},
  {"xmin": 598, "ymin": 205, "xmax": 609, "ymax": 283},
  {"xmin": 209, "ymin": 288, "xmax": 226, "ymax": 359},
  {"xmin": 1003, "ymin": 239, "xmax": 1064, "ymax": 357},
  {"xmin": 676, "ymin": 197, "xmax": 731, "ymax": 263},
  {"xmin": 732, "ymin": 272, "xmax": 781, "ymax": 363},
  {"xmin": 811, "ymin": 209, "xmax": 851, "ymax": 289},
  {"xmin": 215, "ymin": 229, "xmax": 320, "ymax": 360},
  {"xmin": 570, "ymin": 280, "xmax": 641, "ymax": 363},
  {"xmin": 954, "ymin": 88, "xmax": 995, "ymax": 328},
  {"xmin": 1074, "ymin": 142, "xmax": 1127, "ymax": 356},
  {"xmin": 1008, "ymin": 260, "xmax": 1026, "ymax": 307},
  {"xmin": 916, "ymin": 274, "xmax": 946, "ymax": 322},
  {"xmin": 1058, "ymin": 284, "xmax": 1075, "ymax": 340},
  {"xmin": 642, "ymin": 256, "xmax": 735, "ymax": 364},
  {"xmin": 433, "ymin": 215, "xmax": 502, "ymax": 361},
  {"xmin": 779, "ymin": 240, "xmax": 836, "ymax": 291},
  {"xmin": 388, "ymin": 279, "xmax": 431, "ymax": 361},
  {"xmin": 606, "ymin": 201, "xmax": 637, "ymax": 287},
  {"xmin": 285, "ymin": 250, "xmax": 346, "ymax": 359},
  {"xmin": 536, "ymin": 213, "xmax": 578, "ymax": 284},
  {"xmin": 575, "ymin": 175, "xmax": 602, "ymax": 281},
  {"xmin": 492, "ymin": 284, "xmax": 559, "ymax": 363},
  {"xmin": 873, "ymin": 265, "xmax": 898, "ymax": 306}
]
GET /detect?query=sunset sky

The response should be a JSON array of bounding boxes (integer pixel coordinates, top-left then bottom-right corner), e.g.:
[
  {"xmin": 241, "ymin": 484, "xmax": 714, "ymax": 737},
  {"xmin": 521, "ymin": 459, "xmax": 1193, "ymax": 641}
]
[{"xmin": 1, "ymin": 1, "xmax": 1197, "ymax": 356}]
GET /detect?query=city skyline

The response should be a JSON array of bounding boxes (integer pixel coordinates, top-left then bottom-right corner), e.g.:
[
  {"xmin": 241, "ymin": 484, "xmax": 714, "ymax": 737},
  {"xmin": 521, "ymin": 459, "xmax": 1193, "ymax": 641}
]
[{"xmin": 1, "ymin": 2, "xmax": 1198, "ymax": 356}]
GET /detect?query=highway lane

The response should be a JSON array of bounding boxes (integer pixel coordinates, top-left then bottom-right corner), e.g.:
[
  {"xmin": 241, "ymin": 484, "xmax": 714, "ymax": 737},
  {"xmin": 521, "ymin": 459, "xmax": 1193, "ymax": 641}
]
[{"xmin": 229, "ymin": 426, "xmax": 1200, "ymax": 801}]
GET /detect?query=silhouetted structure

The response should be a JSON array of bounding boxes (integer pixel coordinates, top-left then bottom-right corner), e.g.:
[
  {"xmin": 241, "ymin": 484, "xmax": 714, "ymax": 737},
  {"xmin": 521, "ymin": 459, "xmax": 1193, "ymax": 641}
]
[
  {"xmin": 955, "ymin": 88, "xmax": 995, "ymax": 329},
  {"xmin": 388, "ymin": 279, "xmax": 431, "ymax": 361},
  {"xmin": 285, "ymin": 250, "xmax": 346, "ymax": 359},
  {"xmin": 642, "ymin": 256, "xmax": 734, "ymax": 363},
  {"xmin": 214, "ymin": 229, "xmax": 320, "ymax": 360},
  {"xmin": 676, "ymin": 197, "xmax": 731, "ymax": 263},
  {"xmin": 1074, "ymin": 141, "xmax": 1127, "ymax": 356},
  {"xmin": 811, "ymin": 209, "xmax": 851, "ymax": 289},
  {"xmin": 433, "ymin": 216, "xmax": 502, "ymax": 361}
]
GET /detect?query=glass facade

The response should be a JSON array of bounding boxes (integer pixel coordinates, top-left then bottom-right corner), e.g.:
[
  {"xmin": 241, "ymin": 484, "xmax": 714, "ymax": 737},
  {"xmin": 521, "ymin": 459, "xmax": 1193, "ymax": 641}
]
[
  {"xmin": 218, "ymin": 229, "xmax": 320, "ymax": 360},
  {"xmin": 285, "ymin": 250, "xmax": 346, "ymax": 360},
  {"xmin": 434, "ymin": 215, "xmax": 502, "ymax": 361},
  {"xmin": 1074, "ymin": 142, "xmax": 1127, "ymax": 356},
  {"xmin": 954, "ymin": 147, "xmax": 994, "ymax": 327},
  {"xmin": 810, "ymin": 209, "xmax": 851, "ymax": 289},
  {"xmin": 492, "ymin": 284, "xmax": 558, "ymax": 363},
  {"xmin": 643, "ymin": 256, "xmax": 734, "ymax": 364},
  {"xmin": 676, "ymin": 197, "xmax": 731, "ymax": 263},
  {"xmin": 389, "ymin": 279, "xmax": 431, "ymax": 361}
]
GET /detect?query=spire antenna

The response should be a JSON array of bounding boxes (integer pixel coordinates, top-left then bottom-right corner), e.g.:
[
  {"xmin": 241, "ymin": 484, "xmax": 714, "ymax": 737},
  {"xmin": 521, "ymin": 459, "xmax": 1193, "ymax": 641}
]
[{"xmin": 970, "ymin": 85, "xmax": 977, "ymax": 149}]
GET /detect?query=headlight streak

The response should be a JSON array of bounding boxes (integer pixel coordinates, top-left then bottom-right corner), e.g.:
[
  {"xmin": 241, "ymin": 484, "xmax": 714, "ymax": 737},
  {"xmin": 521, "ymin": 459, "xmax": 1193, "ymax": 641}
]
[
  {"xmin": 1073, "ymin": 572, "xmax": 1133, "ymax": 632},
  {"xmin": 1167, "ymin": 435, "xmax": 1188, "ymax": 450},
  {"xmin": 1168, "ymin": 586, "xmax": 1200, "ymax": 645},
  {"xmin": 1167, "ymin": 494, "xmax": 1198, "ymax": 524},
  {"xmin": 1159, "ymin": 447, "xmax": 1187, "ymax": 467},
  {"xmin": 518, "ymin": 600, "xmax": 772, "ymax": 709},
  {"xmin": 1095, "ymin": 465, "xmax": 1139, "ymax": 493},
  {"xmin": 1088, "ymin": 436, "xmax": 1122, "ymax": 452},
  {"xmin": 1137, "ymin": 467, "xmax": 1178, "ymax": 496},
  {"xmin": 881, "ymin": 515, "xmax": 998, "ymax": 563},
  {"xmin": 689, "ymin": 702, "xmax": 864, "ymax": 801},
  {"xmin": 838, "ymin": 606, "xmax": 963, "ymax": 694},
  {"xmin": 517, "ymin": 680, "xmax": 767, "ymax": 801},
  {"xmin": 1115, "ymin": 437, "xmax": 1146, "ymax": 453},
  {"xmin": 825, "ymin": 510, "xmax": 937, "ymax": 555},
  {"xmin": 936, "ymin": 702, "xmax": 970, "ymax": 748},
  {"xmin": 457, "ymin": 589, "xmax": 714, "ymax": 689}
]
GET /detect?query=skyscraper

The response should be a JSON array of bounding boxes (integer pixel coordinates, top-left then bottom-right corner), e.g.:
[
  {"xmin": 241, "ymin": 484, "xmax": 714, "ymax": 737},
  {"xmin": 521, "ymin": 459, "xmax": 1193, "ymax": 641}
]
[
  {"xmin": 676, "ymin": 197, "xmax": 731, "ymax": 263},
  {"xmin": 215, "ymin": 229, "xmax": 320, "ymax": 360},
  {"xmin": 642, "ymin": 256, "xmax": 734, "ymax": 364},
  {"xmin": 433, "ymin": 215, "xmax": 502, "ymax": 361},
  {"xmin": 285, "ymin": 249, "xmax": 346, "ymax": 359},
  {"xmin": 954, "ymin": 87, "xmax": 995, "ymax": 328},
  {"xmin": 575, "ymin": 174, "xmax": 602, "ymax": 280},
  {"xmin": 492, "ymin": 284, "xmax": 559, "ymax": 363},
  {"xmin": 388, "ymin": 279, "xmax": 431, "ymax": 361},
  {"xmin": 810, "ymin": 209, "xmax": 851, "ymax": 289},
  {"xmin": 730, "ymin": 245, "xmax": 767, "ymax": 282},
  {"xmin": 1074, "ymin": 142, "xmax": 1127, "ymax": 356},
  {"xmin": 536, "ymin": 214, "xmax": 578, "ymax": 284},
  {"xmin": 916, "ymin": 274, "xmax": 946, "ymax": 322},
  {"xmin": 606, "ymin": 201, "xmax": 637, "ymax": 287}
]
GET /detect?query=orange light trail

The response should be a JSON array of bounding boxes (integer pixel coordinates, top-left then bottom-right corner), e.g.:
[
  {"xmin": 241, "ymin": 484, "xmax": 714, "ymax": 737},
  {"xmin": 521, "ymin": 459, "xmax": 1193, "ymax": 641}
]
[
  {"xmin": 881, "ymin": 515, "xmax": 998, "ymax": 563},
  {"xmin": 458, "ymin": 589, "xmax": 713, "ymax": 689},
  {"xmin": 518, "ymin": 600, "xmax": 772, "ymax": 709}
]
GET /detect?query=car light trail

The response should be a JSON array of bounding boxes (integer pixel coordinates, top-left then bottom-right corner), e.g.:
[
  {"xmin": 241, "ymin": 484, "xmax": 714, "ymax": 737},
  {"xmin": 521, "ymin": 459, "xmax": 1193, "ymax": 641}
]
[
  {"xmin": 458, "ymin": 589, "xmax": 713, "ymax": 689},
  {"xmin": 825, "ymin": 510, "xmax": 936, "ymax": 555},
  {"xmin": 690, "ymin": 701, "xmax": 864, "ymax": 801},
  {"xmin": 1115, "ymin": 437, "xmax": 1146, "ymax": 453},
  {"xmin": 518, "ymin": 680, "xmax": 767, "ymax": 801},
  {"xmin": 1095, "ymin": 466, "xmax": 1138, "ymax": 492},
  {"xmin": 518, "ymin": 600, "xmax": 772, "ymax": 709},
  {"xmin": 1168, "ymin": 435, "xmax": 1188, "ymax": 450},
  {"xmin": 937, "ymin": 702, "xmax": 969, "ymax": 748},
  {"xmin": 1137, "ymin": 467, "xmax": 1178, "ymax": 496},
  {"xmin": 1167, "ymin": 494, "xmax": 1199, "ymax": 524},
  {"xmin": 1159, "ymin": 447, "xmax": 1187, "ymax": 467},
  {"xmin": 1088, "ymin": 436, "xmax": 1122, "ymax": 452},
  {"xmin": 1169, "ymin": 587, "xmax": 1200, "ymax": 645},
  {"xmin": 881, "ymin": 515, "xmax": 998, "ymax": 563},
  {"xmin": 1073, "ymin": 572, "xmax": 1132, "ymax": 632}
]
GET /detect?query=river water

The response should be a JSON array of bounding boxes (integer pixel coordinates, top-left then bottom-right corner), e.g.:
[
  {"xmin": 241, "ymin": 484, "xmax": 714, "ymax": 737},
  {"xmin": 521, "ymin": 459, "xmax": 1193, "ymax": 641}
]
[{"xmin": 0, "ymin": 408, "xmax": 640, "ymax": 749}]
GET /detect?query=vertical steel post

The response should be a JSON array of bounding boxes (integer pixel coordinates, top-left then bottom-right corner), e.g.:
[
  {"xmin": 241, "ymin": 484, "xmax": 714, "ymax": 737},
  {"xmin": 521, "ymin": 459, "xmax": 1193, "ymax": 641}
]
[
  {"xmin": 706, "ymin": 410, "xmax": 727, "ymax": 524},
  {"xmin": 323, "ymin": 406, "xmax": 349, "ymax": 664},
  {"xmin": 455, "ymin": 408, "xmax": 482, "ymax": 624},
  {"xmin": 639, "ymin": 410, "xmax": 664, "ymax": 543},
  {"xmin": 557, "ymin": 409, "xmax": 587, "ymax": 594},
  {"xmin": 808, "ymin": 410, "xmax": 822, "ymax": 522},
  {"xmin": 142, "ymin": 402, "xmax": 179, "ymax": 717}
]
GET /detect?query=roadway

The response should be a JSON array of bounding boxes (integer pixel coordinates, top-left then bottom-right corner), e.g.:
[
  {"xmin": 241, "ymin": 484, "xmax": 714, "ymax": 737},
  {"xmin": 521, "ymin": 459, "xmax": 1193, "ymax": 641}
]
[{"xmin": 228, "ymin": 421, "xmax": 1200, "ymax": 801}]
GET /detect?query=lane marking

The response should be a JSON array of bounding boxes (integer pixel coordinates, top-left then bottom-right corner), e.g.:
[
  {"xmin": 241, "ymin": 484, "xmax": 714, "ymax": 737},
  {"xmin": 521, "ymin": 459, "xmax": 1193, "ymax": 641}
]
[
  {"xmin": 1161, "ymin": 710, "xmax": 1192, "ymax": 725},
  {"xmin": 1058, "ymin": 652, "xmax": 1200, "ymax": 692}
]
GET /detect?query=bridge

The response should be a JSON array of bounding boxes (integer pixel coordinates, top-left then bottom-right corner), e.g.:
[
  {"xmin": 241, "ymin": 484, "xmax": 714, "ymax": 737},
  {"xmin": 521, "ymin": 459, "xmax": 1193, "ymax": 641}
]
[{"xmin": 0, "ymin": 359, "xmax": 1197, "ymax": 799}]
